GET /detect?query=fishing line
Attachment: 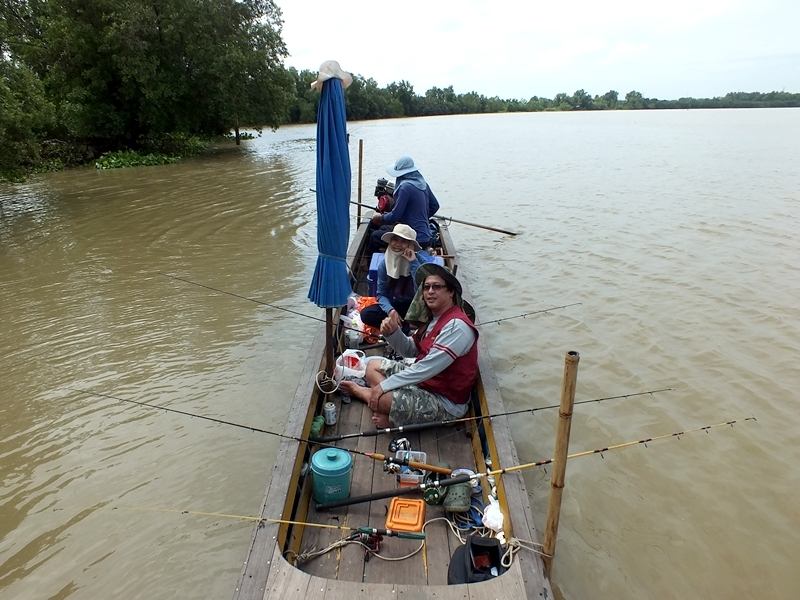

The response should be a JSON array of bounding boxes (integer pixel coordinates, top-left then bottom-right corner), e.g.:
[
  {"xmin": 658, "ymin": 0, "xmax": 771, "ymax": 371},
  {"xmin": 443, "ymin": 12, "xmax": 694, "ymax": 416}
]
[
  {"xmin": 68, "ymin": 386, "xmax": 445, "ymax": 473},
  {"xmin": 313, "ymin": 387, "xmax": 674, "ymax": 443},
  {"xmin": 159, "ymin": 271, "xmax": 578, "ymax": 333}
]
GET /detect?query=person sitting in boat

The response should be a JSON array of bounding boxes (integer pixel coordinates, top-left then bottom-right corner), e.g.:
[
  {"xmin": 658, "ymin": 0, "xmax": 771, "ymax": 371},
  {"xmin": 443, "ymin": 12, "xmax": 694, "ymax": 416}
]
[
  {"xmin": 361, "ymin": 224, "xmax": 436, "ymax": 331},
  {"xmin": 340, "ymin": 263, "xmax": 477, "ymax": 428},
  {"xmin": 369, "ymin": 156, "xmax": 440, "ymax": 252}
]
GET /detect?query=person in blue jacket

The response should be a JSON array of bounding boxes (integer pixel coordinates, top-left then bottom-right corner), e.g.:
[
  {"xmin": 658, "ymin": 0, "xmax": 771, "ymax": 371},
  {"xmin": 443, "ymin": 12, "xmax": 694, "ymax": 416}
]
[
  {"xmin": 361, "ymin": 223, "xmax": 435, "ymax": 329},
  {"xmin": 369, "ymin": 156, "xmax": 440, "ymax": 251}
]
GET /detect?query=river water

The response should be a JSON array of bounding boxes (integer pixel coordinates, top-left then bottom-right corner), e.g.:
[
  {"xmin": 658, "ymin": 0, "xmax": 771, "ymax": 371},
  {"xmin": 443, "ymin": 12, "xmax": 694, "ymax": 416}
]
[{"xmin": 1, "ymin": 109, "xmax": 799, "ymax": 599}]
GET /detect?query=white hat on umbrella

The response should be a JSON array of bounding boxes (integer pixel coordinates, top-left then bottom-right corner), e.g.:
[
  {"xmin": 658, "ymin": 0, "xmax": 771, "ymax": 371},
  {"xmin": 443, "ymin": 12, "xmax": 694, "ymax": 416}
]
[{"xmin": 310, "ymin": 60, "xmax": 353, "ymax": 91}]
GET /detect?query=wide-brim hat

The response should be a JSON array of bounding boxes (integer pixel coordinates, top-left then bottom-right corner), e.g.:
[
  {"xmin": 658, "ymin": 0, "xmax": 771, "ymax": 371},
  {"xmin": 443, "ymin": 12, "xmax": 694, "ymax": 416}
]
[
  {"xmin": 386, "ymin": 155, "xmax": 419, "ymax": 178},
  {"xmin": 415, "ymin": 263, "xmax": 461, "ymax": 295},
  {"xmin": 380, "ymin": 223, "xmax": 422, "ymax": 251},
  {"xmin": 408, "ymin": 262, "xmax": 475, "ymax": 324},
  {"xmin": 310, "ymin": 60, "xmax": 353, "ymax": 91}
]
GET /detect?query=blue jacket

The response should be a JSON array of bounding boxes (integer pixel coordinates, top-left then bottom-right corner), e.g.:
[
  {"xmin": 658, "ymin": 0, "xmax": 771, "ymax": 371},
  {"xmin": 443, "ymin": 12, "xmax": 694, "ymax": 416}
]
[{"xmin": 381, "ymin": 180, "xmax": 440, "ymax": 246}]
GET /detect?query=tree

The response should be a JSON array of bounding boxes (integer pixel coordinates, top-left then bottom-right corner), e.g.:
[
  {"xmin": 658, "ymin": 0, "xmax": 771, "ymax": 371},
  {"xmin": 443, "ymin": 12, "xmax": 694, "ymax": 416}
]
[
  {"xmin": 2, "ymin": 0, "xmax": 291, "ymax": 148},
  {"xmin": 572, "ymin": 89, "xmax": 593, "ymax": 110},
  {"xmin": 0, "ymin": 57, "xmax": 55, "ymax": 178},
  {"xmin": 624, "ymin": 90, "xmax": 645, "ymax": 109},
  {"xmin": 386, "ymin": 80, "xmax": 418, "ymax": 116}
]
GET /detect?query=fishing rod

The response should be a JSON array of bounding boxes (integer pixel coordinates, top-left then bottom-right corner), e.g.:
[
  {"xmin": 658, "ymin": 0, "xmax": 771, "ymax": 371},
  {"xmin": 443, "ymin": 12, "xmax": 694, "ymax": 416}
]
[
  {"xmin": 118, "ymin": 506, "xmax": 425, "ymax": 539},
  {"xmin": 68, "ymin": 387, "xmax": 450, "ymax": 474},
  {"xmin": 348, "ymin": 199, "xmax": 519, "ymax": 236},
  {"xmin": 312, "ymin": 387, "xmax": 674, "ymax": 443},
  {"xmin": 475, "ymin": 303, "xmax": 581, "ymax": 326},
  {"xmin": 316, "ymin": 417, "xmax": 757, "ymax": 510}
]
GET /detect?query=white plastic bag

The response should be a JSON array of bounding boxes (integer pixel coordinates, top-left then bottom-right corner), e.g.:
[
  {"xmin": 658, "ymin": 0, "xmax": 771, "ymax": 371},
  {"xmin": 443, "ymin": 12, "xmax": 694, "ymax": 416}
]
[
  {"xmin": 334, "ymin": 349, "xmax": 366, "ymax": 382},
  {"xmin": 482, "ymin": 496, "xmax": 504, "ymax": 532}
]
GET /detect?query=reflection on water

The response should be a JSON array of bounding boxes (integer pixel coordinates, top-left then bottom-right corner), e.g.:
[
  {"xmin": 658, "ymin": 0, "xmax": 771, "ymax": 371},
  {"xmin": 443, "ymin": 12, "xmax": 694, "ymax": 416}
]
[{"xmin": 2, "ymin": 110, "xmax": 800, "ymax": 599}]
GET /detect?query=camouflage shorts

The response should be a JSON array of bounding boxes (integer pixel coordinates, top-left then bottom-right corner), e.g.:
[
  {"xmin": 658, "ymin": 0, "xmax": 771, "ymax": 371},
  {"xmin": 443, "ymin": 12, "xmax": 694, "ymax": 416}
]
[{"xmin": 377, "ymin": 358, "xmax": 451, "ymax": 426}]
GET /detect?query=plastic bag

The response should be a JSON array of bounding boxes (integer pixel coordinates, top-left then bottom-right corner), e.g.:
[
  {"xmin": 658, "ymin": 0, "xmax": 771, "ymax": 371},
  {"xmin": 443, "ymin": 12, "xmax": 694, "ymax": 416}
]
[
  {"xmin": 482, "ymin": 496, "xmax": 504, "ymax": 532},
  {"xmin": 334, "ymin": 349, "xmax": 366, "ymax": 383}
]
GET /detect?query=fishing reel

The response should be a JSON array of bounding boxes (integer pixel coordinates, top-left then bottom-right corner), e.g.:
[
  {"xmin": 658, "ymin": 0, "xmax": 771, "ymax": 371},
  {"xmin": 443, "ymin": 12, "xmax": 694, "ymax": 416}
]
[
  {"xmin": 358, "ymin": 532, "xmax": 382, "ymax": 561},
  {"xmin": 388, "ymin": 437, "xmax": 410, "ymax": 453},
  {"xmin": 422, "ymin": 471, "xmax": 449, "ymax": 505},
  {"xmin": 383, "ymin": 459, "xmax": 402, "ymax": 474}
]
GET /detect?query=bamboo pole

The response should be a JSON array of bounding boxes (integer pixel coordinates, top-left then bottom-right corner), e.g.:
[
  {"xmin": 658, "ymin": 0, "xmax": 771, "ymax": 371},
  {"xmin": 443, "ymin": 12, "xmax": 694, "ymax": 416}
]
[
  {"xmin": 542, "ymin": 350, "xmax": 580, "ymax": 574},
  {"xmin": 357, "ymin": 139, "xmax": 363, "ymax": 226}
]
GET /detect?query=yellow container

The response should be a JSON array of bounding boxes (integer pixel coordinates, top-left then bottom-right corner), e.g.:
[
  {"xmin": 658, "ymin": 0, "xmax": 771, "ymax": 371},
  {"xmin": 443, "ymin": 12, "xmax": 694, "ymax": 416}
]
[{"xmin": 385, "ymin": 497, "xmax": 426, "ymax": 532}]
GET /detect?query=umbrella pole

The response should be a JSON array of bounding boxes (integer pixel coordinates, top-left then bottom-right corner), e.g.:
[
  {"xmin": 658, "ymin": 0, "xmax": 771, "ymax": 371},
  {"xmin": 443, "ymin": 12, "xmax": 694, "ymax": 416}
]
[
  {"xmin": 325, "ymin": 308, "xmax": 335, "ymax": 376},
  {"xmin": 357, "ymin": 139, "xmax": 364, "ymax": 227}
]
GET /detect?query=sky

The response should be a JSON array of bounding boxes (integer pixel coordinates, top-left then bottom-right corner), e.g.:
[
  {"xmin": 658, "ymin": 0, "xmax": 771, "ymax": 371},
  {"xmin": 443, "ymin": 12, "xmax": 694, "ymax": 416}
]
[{"xmin": 277, "ymin": 0, "xmax": 800, "ymax": 100}]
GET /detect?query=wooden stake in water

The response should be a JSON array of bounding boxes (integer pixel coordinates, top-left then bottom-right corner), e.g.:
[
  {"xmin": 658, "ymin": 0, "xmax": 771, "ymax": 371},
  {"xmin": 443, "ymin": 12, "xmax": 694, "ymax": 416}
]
[{"xmin": 543, "ymin": 350, "xmax": 579, "ymax": 574}]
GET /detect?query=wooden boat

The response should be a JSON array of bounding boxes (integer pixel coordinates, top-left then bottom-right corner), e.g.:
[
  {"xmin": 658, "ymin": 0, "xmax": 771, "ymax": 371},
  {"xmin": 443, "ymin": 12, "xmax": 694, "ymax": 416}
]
[{"xmin": 233, "ymin": 217, "xmax": 552, "ymax": 599}]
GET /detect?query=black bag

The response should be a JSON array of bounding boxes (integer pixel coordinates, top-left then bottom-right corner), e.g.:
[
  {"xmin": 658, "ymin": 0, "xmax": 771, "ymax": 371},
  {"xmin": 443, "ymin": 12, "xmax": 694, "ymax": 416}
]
[{"xmin": 447, "ymin": 534, "xmax": 506, "ymax": 585}]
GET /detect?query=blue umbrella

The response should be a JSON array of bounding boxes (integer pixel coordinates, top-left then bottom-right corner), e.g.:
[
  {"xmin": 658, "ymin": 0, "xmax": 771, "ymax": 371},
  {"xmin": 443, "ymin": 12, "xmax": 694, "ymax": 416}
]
[{"xmin": 307, "ymin": 76, "xmax": 352, "ymax": 308}]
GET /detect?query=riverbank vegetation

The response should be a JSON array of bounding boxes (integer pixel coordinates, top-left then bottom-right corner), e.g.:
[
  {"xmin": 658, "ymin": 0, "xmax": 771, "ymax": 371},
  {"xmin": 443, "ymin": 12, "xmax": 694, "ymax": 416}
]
[{"xmin": 2, "ymin": 1, "xmax": 799, "ymax": 181}]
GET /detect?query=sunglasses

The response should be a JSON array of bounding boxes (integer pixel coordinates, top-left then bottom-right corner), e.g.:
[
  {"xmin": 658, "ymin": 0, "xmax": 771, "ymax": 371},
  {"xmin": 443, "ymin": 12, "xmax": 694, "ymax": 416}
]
[{"xmin": 422, "ymin": 283, "xmax": 447, "ymax": 292}]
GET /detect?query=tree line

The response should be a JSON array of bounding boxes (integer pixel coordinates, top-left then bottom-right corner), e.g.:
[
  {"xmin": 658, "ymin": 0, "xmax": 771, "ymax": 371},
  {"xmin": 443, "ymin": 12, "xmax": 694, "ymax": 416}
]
[{"xmin": 2, "ymin": 1, "xmax": 799, "ymax": 180}]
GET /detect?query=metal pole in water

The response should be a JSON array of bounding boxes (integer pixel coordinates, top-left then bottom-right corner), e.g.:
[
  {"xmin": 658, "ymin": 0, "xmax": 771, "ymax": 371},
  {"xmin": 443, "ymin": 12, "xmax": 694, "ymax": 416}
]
[{"xmin": 543, "ymin": 350, "xmax": 579, "ymax": 574}]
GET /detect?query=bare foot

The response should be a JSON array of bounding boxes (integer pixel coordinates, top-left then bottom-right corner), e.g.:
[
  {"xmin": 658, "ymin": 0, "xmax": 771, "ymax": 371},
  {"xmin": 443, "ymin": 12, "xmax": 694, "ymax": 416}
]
[
  {"xmin": 340, "ymin": 380, "xmax": 370, "ymax": 403},
  {"xmin": 371, "ymin": 413, "xmax": 391, "ymax": 428}
]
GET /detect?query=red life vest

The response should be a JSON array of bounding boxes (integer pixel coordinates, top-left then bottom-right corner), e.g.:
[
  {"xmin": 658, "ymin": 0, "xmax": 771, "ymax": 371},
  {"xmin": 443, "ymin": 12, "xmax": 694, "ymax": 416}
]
[{"xmin": 412, "ymin": 305, "xmax": 479, "ymax": 405}]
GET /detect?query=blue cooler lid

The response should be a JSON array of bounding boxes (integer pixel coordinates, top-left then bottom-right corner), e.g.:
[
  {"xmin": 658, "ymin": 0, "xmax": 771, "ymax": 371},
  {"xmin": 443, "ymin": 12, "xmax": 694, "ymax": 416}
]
[{"xmin": 311, "ymin": 448, "xmax": 352, "ymax": 476}]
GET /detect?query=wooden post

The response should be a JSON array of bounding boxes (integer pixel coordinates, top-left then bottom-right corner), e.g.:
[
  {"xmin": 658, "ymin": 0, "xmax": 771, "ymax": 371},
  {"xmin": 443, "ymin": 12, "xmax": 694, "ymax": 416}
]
[
  {"xmin": 325, "ymin": 308, "xmax": 335, "ymax": 377},
  {"xmin": 542, "ymin": 350, "xmax": 579, "ymax": 575},
  {"xmin": 357, "ymin": 139, "xmax": 364, "ymax": 227}
]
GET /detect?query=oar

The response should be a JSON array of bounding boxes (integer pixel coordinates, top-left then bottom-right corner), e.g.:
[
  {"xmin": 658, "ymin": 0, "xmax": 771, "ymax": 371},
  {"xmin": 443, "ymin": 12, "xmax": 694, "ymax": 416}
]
[
  {"xmin": 348, "ymin": 200, "xmax": 518, "ymax": 236},
  {"xmin": 316, "ymin": 417, "xmax": 757, "ymax": 510}
]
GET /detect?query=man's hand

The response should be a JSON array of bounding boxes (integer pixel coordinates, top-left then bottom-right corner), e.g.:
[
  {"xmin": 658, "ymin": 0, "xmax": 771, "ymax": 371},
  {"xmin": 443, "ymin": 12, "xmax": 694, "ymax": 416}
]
[
  {"xmin": 370, "ymin": 214, "xmax": 382, "ymax": 227},
  {"xmin": 401, "ymin": 246, "xmax": 416, "ymax": 261},
  {"xmin": 381, "ymin": 310, "xmax": 402, "ymax": 336}
]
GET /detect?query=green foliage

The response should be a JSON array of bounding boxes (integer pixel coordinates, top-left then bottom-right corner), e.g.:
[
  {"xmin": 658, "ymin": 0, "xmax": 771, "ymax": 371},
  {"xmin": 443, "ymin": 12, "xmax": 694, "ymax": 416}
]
[
  {"xmin": 95, "ymin": 149, "xmax": 180, "ymax": 169},
  {"xmin": 1, "ymin": 0, "xmax": 290, "ymax": 179},
  {"xmin": 0, "ymin": 57, "xmax": 55, "ymax": 180}
]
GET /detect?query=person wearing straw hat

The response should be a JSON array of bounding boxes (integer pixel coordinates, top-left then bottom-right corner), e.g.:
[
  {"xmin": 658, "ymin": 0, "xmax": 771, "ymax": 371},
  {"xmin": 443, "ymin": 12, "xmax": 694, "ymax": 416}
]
[
  {"xmin": 369, "ymin": 155, "xmax": 440, "ymax": 252},
  {"xmin": 361, "ymin": 224, "xmax": 436, "ymax": 330},
  {"xmin": 340, "ymin": 263, "xmax": 477, "ymax": 428}
]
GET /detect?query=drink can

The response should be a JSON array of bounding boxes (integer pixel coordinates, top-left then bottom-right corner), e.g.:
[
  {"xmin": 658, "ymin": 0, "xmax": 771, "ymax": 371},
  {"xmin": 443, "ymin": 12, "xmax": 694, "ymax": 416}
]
[{"xmin": 323, "ymin": 402, "xmax": 337, "ymax": 426}]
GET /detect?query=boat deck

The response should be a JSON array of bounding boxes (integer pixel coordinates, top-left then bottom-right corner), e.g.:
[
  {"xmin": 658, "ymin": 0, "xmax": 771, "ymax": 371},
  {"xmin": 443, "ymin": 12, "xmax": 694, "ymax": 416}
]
[
  {"xmin": 233, "ymin": 222, "xmax": 552, "ymax": 599},
  {"xmin": 294, "ymin": 396, "xmax": 480, "ymax": 585}
]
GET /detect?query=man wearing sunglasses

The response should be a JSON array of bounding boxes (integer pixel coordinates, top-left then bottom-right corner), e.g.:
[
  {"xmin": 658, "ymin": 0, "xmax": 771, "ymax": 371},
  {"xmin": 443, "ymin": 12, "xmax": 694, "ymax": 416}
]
[{"xmin": 340, "ymin": 263, "xmax": 478, "ymax": 428}]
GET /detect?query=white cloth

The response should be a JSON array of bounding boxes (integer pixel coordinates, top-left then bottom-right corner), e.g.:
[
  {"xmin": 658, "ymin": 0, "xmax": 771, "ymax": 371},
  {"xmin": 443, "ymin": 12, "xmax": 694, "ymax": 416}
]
[{"xmin": 384, "ymin": 248, "xmax": 410, "ymax": 278}]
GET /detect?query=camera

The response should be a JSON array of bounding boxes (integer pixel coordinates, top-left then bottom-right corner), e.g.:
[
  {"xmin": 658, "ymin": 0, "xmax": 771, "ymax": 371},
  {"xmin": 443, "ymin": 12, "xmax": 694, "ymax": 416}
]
[{"xmin": 373, "ymin": 177, "xmax": 395, "ymax": 198}]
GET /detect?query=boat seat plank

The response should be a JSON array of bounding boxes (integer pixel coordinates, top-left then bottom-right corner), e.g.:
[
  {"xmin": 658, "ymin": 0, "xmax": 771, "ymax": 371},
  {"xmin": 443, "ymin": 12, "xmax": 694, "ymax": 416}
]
[
  {"xmin": 363, "ymin": 432, "xmax": 426, "ymax": 585},
  {"xmin": 264, "ymin": 547, "xmax": 312, "ymax": 599},
  {"xmin": 299, "ymin": 392, "xmax": 361, "ymax": 579},
  {"xmin": 335, "ymin": 398, "xmax": 377, "ymax": 581},
  {"xmin": 418, "ymin": 426, "xmax": 459, "ymax": 585}
]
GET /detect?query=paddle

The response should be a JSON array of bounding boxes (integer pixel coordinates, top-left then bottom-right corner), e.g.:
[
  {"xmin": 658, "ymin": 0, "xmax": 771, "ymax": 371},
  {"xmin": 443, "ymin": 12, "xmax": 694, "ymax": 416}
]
[{"xmin": 349, "ymin": 200, "xmax": 518, "ymax": 236}]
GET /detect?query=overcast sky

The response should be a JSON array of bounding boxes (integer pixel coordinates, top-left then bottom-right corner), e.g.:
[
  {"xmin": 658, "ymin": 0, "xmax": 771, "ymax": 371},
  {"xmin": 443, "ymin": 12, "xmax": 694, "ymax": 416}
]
[{"xmin": 278, "ymin": 0, "xmax": 799, "ymax": 100}]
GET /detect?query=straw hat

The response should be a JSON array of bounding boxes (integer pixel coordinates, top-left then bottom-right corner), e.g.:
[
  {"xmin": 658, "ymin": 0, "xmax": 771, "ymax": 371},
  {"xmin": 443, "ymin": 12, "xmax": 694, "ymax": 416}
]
[
  {"xmin": 380, "ymin": 224, "xmax": 422, "ymax": 251},
  {"xmin": 310, "ymin": 60, "xmax": 353, "ymax": 91},
  {"xmin": 386, "ymin": 156, "xmax": 419, "ymax": 178}
]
